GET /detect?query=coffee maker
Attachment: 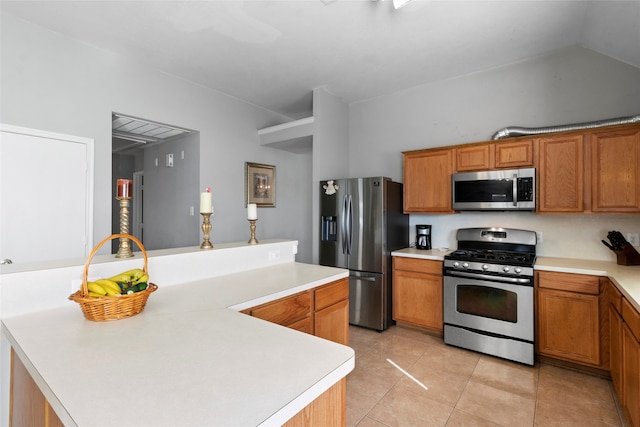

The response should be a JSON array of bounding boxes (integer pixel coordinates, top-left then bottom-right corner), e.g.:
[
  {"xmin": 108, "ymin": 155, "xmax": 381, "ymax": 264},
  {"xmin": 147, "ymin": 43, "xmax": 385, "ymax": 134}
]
[{"xmin": 416, "ymin": 225, "xmax": 431, "ymax": 250}]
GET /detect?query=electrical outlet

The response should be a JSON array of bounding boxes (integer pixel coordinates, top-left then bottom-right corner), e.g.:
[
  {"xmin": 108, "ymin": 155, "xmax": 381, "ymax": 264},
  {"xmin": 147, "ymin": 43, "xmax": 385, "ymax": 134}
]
[
  {"xmin": 627, "ymin": 232, "xmax": 640, "ymax": 246},
  {"xmin": 536, "ymin": 231, "xmax": 543, "ymax": 243},
  {"xmin": 189, "ymin": 206, "xmax": 194, "ymax": 216},
  {"xmin": 166, "ymin": 153, "xmax": 174, "ymax": 167}
]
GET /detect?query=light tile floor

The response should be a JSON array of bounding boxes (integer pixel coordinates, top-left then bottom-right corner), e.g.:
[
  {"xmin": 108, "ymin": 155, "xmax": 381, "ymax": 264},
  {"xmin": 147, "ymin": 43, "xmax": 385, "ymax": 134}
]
[{"xmin": 347, "ymin": 325, "xmax": 630, "ymax": 427}]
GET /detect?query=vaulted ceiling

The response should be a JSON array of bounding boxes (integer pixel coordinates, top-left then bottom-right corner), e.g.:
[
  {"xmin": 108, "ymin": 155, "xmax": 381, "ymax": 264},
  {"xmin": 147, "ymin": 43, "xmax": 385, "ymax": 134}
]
[{"xmin": 2, "ymin": 1, "xmax": 639, "ymax": 119}]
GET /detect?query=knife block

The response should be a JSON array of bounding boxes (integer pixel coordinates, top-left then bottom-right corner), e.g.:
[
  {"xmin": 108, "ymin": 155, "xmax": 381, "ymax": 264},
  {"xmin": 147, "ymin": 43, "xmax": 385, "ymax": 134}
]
[{"xmin": 614, "ymin": 243, "xmax": 640, "ymax": 266}]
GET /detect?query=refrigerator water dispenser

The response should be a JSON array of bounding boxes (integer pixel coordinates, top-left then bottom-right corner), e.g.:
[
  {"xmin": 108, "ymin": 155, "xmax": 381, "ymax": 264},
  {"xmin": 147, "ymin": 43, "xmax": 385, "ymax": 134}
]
[{"xmin": 321, "ymin": 216, "xmax": 337, "ymax": 241}]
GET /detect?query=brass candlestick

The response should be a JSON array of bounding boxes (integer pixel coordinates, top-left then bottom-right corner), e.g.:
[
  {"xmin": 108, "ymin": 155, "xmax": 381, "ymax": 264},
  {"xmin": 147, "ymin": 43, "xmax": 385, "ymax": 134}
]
[
  {"xmin": 248, "ymin": 219, "xmax": 259, "ymax": 244},
  {"xmin": 200, "ymin": 212, "xmax": 213, "ymax": 249},
  {"xmin": 115, "ymin": 197, "xmax": 134, "ymax": 258}
]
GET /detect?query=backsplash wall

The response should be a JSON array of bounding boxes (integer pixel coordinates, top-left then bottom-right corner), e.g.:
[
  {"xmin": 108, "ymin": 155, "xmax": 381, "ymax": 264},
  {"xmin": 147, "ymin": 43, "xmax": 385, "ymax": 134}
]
[{"xmin": 408, "ymin": 212, "xmax": 640, "ymax": 261}]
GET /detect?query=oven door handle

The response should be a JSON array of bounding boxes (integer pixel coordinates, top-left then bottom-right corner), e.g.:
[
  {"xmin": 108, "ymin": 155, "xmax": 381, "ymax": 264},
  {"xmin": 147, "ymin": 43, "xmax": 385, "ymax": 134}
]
[{"xmin": 446, "ymin": 270, "xmax": 532, "ymax": 285}]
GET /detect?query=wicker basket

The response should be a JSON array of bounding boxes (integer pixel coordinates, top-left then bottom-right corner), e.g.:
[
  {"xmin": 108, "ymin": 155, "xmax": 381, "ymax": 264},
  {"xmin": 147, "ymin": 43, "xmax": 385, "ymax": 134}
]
[{"xmin": 69, "ymin": 233, "xmax": 158, "ymax": 321}]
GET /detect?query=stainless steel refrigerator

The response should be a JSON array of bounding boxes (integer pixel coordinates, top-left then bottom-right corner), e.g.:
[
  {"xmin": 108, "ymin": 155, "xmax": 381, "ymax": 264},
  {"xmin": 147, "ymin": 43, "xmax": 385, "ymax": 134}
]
[{"xmin": 319, "ymin": 177, "xmax": 408, "ymax": 331}]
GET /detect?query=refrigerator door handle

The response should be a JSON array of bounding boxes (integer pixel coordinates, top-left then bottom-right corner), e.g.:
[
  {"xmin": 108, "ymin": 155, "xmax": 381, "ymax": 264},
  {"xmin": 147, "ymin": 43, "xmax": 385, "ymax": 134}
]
[
  {"xmin": 347, "ymin": 194, "xmax": 353, "ymax": 255},
  {"xmin": 341, "ymin": 194, "xmax": 348, "ymax": 254},
  {"xmin": 350, "ymin": 274, "xmax": 376, "ymax": 282}
]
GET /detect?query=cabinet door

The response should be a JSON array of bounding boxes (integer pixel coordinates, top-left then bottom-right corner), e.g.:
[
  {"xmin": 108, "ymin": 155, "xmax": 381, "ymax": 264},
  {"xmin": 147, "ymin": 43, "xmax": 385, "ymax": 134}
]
[
  {"xmin": 283, "ymin": 378, "xmax": 346, "ymax": 427},
  {"xmin": 610, "ymin": 305, "xmax": 624, "ymax": 400},
  {"xmin": 537, "ymin": 288, "xmax": 600, "ymax": 365},
  {"xmin": 11, "ymin": 349, "xmax": 64, "ymax": 427},
  {"xmin": 455, "ymin": 144, "xmax": 492, "ymax": 172},
  {"xmin": 247, "ymin": 291, "xmax": 311, "ymax": 329},
  {"xmin": 393, "ymin": 269, "xmax": 443, "ymax": 331},
  {"xmin": 623, "ymin": 323, "xmax": 640, "ymax": 427},
  {"xmin": 538, "ymin": 134, "xmax": 585, "ymax": 212},
  {"xmin": 591, "ymin": 126, "xmax": 640, "ymax": 212},
  {"xmin": 315, "ymin": 298, "xmax": 349, "ymax": 346},
  {"xmin": 403, "ymin": 149, "xmax": 454, "ymax": 213},
  {"xmin": 493, "ymin": 139, "xmax": 534, "ymax": 168}
]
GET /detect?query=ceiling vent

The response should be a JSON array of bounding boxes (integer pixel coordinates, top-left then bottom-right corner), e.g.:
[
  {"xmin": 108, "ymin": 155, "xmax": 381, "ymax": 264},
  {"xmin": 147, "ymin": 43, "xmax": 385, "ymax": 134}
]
[{"xmin": 112, "ymin": 114, "xmax": 192, "ymax": 151}]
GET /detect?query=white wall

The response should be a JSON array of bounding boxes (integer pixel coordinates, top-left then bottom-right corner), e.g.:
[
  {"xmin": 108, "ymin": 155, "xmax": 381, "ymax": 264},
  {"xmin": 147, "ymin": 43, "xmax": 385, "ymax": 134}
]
[
  {"xmin": 0, "ymin": 12, "xmax": 315, "ymax": 261},
  {"xmin": 142, "ymin": 132, "xmax": 200, "ymax": 250},
  {"xmin": 311, "ymin": 88, "xmax": 350, "ymax": 262},
  {"xmin": 349, "ymin": 47, "xmax": 640, "ymax": 261}
]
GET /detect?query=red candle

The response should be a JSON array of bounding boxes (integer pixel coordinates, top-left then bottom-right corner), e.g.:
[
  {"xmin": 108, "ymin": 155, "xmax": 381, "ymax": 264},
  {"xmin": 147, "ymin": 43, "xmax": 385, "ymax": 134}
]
[{"xmin": 117, "ymin": 179, "xmax": 133, "ymax": 198}]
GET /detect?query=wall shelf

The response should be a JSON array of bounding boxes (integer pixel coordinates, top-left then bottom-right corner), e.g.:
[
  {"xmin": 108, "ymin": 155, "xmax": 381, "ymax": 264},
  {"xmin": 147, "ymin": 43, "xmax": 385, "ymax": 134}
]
[{"xmin": 258, "ymin": 117, "xmax": 314, "ymax": 153}]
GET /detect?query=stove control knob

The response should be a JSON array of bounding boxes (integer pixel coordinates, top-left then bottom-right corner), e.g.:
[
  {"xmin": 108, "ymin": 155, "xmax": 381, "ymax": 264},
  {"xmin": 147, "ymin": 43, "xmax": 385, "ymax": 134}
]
[
  {"xmin": 503, "ymin": 266, "xmax": 511, "ymax": 273},
  {"xmin": 515, "ymin": 267, "xmax": 522, "ymax": 274},
  {"xmin": 453, "ymin": 261, "xmax": 460, "ymax": 268},
  {"xmin": 462, "ymin": 262, "xmax": 469, "ymax": 269},
  {"xmin": 482, "ymin": 264, "xmax": 489, "ymax": 271}
]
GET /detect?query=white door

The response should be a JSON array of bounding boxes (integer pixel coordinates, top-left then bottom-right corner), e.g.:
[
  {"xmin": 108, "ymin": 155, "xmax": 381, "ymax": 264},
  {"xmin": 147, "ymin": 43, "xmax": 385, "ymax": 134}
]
[{"xmin": 0, "ymin": 124, "xmax": 94, "ymax": 264}]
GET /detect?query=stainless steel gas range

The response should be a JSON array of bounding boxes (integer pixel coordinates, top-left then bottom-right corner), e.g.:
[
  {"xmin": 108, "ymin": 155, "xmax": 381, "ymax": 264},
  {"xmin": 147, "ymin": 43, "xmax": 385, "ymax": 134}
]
[{"xmin": 443, "ymin": 227, "xmax": 537, "ymax": 365}]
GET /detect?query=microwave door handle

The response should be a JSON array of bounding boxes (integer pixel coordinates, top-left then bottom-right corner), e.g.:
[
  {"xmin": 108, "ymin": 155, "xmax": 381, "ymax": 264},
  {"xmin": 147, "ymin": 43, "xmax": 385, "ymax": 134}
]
[{"xmin": 512, "ymin": 173, "xmax": 518, "ymax": 206}]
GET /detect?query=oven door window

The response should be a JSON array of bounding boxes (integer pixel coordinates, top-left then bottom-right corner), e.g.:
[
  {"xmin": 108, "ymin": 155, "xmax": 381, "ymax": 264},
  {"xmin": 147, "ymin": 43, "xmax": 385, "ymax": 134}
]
[
  {"xmin": 457, "ymin": 284, "xmax": 517, "ymax": 323},
  {"xmin": 454, "ymin": 179, "xmax": 513, "ymax": 203}
]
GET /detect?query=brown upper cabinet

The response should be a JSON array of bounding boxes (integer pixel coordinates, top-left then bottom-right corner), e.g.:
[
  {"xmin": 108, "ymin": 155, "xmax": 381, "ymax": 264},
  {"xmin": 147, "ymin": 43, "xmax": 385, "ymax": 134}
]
[
  {"xmin": 455, "ymin": 143, "xmax": 492, "ymax": 171},
  {"xmin": 403, "ymin": 148, "xmax": 454, "ymax": 213},
  {"xmin": 494, "ymin": 139, "xmax": 535, "ymax": 169},
  {"xmin": 455, "ymin": 139, "xmax": 534, "ymax": 172},
  {"xmin": 591, "ymin": 126, "xmax": 640, "ymax": 213},
  {"xmin": 403, "ymin": 122, "xmax": 640, "ymax": 214},
  {"xmin": 537, "ymin": 133, "xmax": 585, "ymax": 213}
]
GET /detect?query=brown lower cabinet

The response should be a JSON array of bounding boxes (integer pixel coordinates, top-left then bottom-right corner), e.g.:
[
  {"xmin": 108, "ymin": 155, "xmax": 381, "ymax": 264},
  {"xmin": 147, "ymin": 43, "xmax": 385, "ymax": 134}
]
[
  {"xmin": 282, "ymin": 378, "xmax": 346, "ymax": 427},
  {"xmin": 392, "ymin": 257, "xmax": 443, "ymax": 334},
  {"xmin": 609, "ymin": 280, "xmax": 640, "ymax": 427},
  {"xmin": 10, "ymin": 349, "xmax": 64, "ymax": 427},
  {"xmin": 243, "ymin": 278, "xmax": 349, "ymax": 346},
  {"xmin": 536, "ymin": 271, "xmax": 603, "ymax": 367}
]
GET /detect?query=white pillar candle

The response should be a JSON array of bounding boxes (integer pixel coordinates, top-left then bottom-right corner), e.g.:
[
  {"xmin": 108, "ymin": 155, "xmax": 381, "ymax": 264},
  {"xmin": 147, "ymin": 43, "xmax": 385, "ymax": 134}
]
[
  {"xmin": 200, "ymin": 188, "xmax": 213, "ymax": 213},
  {"xmin": 247, "ymin": 203, "xmax": 258, "ymax": 220}
]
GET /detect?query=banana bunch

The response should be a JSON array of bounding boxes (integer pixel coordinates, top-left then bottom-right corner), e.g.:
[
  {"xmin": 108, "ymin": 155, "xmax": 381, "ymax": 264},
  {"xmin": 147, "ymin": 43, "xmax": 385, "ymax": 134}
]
[{"xmin": 85, "ymin": 268, "xmax": 150, "ymax": 297}]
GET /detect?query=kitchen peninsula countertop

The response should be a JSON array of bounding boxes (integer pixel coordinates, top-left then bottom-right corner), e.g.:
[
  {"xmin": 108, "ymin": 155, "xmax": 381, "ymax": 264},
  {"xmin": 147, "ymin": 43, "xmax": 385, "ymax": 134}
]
[
  {"xmin": 391, "ymin": 248, "xmax": 640, "ymax": 312},
  {"xmin": 2, "ymin": 262, "xmax": 353, "ymax": 427}
]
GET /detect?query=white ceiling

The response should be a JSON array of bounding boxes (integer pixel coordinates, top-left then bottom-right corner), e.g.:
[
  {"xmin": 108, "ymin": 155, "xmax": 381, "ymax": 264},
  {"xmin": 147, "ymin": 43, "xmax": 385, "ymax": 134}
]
[{"xmin": 2, "ymin": 0, "xmax": 639, "ymax": 119}]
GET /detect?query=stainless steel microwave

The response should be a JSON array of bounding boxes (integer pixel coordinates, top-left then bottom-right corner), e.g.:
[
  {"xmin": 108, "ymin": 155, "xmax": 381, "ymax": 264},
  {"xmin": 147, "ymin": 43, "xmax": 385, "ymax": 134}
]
[{"xmin": 452, "ymin": 168, "xmax": 535, "ymax": 211}]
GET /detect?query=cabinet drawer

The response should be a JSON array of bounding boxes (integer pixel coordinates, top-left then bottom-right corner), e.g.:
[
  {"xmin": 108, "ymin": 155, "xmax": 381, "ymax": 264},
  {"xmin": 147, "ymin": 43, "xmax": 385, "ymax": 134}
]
[
  {"xmin": 537, "ymin": 271, "xmax": 599, "ymax": 295},
  {"xmin": 315, "ymin": 279, "xmax": 348, "ymax": 311},
  {"xmin": 622, "ymin": 297, "xmax": 640, "ymax": 341},
  {"xmin": 609, "ymin": 281, "xmax": 623, "ymax": 313},
  {"xmin": 249, "ymin": 291, "xmax": 311, "ymax": 325},
  {"xmin": 393, "ymin": 257, "xmax": 442, "ymax": 275}
]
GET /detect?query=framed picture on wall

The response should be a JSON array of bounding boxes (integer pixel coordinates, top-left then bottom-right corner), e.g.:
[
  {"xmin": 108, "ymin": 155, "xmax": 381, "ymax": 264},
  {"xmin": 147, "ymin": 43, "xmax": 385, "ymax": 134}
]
[{"xmin": 245, "ymin": 162, "xmax": 276, "ymax": 207}]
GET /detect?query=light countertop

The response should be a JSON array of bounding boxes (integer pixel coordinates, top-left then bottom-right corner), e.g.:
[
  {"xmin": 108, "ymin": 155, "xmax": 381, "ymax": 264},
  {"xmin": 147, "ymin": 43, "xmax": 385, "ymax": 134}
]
[
  {"xmin": 391, "ymin": 248, "xmax": 640, "ymax": 312},
  {"xmin": 2, "ymin": 262, "xmax": 353, "ymax": 427}
]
